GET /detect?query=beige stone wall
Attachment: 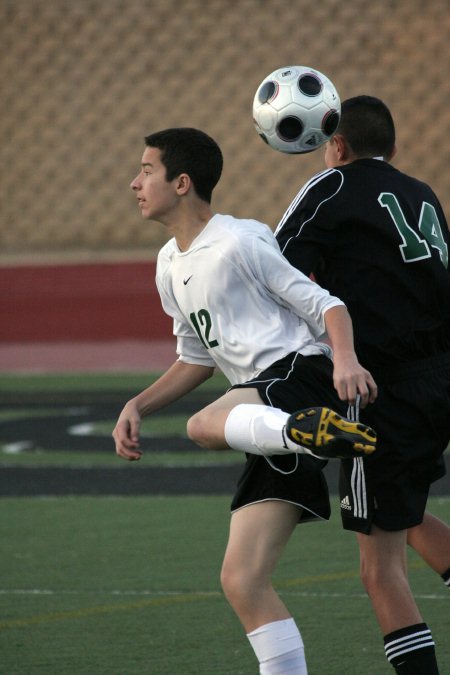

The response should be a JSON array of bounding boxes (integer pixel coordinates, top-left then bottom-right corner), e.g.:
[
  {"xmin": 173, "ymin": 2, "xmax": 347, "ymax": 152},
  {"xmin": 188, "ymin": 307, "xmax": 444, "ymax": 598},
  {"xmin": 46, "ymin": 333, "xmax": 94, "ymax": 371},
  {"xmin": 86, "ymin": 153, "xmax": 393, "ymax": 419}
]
[{"xmin": 2, "ymin": 0, "xmax": 449, "ymax": 261}]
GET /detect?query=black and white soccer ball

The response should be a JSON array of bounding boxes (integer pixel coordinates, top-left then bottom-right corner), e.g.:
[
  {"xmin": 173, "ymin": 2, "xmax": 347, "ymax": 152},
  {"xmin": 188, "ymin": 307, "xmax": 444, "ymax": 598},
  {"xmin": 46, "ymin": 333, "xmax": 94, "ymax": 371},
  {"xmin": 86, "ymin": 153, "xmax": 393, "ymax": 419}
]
[{"xmin": 252, "ymin": 65, "xmax": 341, "ymax": 154}]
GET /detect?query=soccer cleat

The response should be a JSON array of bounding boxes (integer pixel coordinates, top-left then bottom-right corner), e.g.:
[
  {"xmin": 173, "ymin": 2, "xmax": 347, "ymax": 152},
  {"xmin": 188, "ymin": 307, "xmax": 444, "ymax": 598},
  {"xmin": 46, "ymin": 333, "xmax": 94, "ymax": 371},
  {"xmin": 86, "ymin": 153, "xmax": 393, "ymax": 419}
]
[{"xmin": 285, "ymin": 406, "xmax": 377, "ymax": 460}]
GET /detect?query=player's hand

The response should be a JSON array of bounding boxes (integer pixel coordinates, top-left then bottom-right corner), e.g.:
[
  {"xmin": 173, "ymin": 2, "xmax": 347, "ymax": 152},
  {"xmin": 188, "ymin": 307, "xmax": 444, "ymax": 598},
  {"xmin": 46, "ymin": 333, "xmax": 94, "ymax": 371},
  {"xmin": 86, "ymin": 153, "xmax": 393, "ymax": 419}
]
[
  {"xmin": 332, "ymin": 354, "xmax": 378, "ymax": 407},
  {"xmin": 112, "ymin": 400, "xmax": 143, "ymax": 461}
]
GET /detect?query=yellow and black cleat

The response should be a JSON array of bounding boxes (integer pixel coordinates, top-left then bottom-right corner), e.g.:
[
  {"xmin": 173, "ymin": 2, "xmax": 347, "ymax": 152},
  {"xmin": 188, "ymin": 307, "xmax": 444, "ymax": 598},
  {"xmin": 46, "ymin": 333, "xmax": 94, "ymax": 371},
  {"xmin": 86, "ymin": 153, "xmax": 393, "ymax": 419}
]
[{"xmin": 286, "ymin": 407, "xmax": 377, "ymax": 460}]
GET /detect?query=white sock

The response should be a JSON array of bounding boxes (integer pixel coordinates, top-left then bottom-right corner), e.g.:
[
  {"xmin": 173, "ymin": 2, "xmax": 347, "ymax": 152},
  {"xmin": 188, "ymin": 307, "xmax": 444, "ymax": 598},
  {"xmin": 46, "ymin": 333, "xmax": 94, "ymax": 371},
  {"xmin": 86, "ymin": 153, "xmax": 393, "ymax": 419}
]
[
  {"xmin": 247, "ymin": 618, "xmax": 308, "ymax": 674},
  {"xmin": 224, "ymin": 404, "xmax": 310, "ymax": 456}
]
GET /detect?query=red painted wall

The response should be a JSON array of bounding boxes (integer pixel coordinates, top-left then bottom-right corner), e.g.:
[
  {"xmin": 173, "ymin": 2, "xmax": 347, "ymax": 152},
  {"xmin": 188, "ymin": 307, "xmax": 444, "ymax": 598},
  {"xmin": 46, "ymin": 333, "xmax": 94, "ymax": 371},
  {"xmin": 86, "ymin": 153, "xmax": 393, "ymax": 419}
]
[{"xmin": 1, "ymin": 261, "xmax": 173, "ymax": 342}]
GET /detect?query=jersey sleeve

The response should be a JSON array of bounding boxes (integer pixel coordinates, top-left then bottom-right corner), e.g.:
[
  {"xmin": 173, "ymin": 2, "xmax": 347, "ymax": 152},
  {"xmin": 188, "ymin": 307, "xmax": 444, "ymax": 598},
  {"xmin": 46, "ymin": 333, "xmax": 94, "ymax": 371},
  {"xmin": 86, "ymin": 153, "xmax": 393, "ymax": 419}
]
[
  {"xmin": 174, "ymin": 331, "xmax": 217, "ymax": 368},
  {"xmin": 248, "ymin": 225, "xmax": 345, "ymax": 338},
  {"xmin": 275, "ymin": 169, "xmax": 343, "ymax": 276}
]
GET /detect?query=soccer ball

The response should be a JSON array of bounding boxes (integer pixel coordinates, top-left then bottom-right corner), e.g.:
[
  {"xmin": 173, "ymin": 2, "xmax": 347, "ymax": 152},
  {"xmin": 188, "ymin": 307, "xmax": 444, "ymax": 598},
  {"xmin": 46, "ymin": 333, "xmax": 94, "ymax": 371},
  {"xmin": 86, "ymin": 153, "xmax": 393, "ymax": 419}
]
[{"xmin": 252, "ymin": 65, "xmax": 341, "ymax": 154}]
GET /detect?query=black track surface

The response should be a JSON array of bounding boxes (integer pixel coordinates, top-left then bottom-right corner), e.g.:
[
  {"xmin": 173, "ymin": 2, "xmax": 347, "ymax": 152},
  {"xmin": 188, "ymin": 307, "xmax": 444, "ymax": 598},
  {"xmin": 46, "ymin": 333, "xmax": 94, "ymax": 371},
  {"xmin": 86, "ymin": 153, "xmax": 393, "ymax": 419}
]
[{"xmin": 1, "ymin": 389, "xmax": 448, "ymax": 497}]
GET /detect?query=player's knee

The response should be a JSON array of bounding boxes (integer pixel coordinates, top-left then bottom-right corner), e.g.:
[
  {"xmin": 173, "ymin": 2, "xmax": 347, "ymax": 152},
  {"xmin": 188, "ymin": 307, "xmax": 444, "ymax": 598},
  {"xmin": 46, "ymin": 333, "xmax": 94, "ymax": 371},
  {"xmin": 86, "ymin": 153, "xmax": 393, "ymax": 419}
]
[
  {"xmin": 359, "ymin": 559, "xmax": 402, "ymax": 597},
  {"xmin": 187, "ymin": 411, "xmax": 214, "ymax": 448},
  {"xmin": 187, "ymin": 412, "xmax": 205, "ymax": 446},
  {"xmin": 221, "ymin": 556, "xmax": 267, "ymax": 608},
  {"xmin": 359, "ymin": 553, "xmax": 380, "ymax": 594},
  {"xmin": 359, "ymin": 562, "xmax": 375, "ymax": 595},
  {"xmin": 220, "ymin": 561, "xmax": 250, "ymax": 606},
  {"xmin": 187, "ymin": 408, "xmax": 228, "ymax": 449}
]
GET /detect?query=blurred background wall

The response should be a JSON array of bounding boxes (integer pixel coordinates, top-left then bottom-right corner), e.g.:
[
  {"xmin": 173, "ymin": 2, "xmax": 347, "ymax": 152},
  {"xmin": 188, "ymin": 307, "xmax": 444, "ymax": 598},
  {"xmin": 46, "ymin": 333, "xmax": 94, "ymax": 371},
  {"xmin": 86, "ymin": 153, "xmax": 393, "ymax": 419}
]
[{"xmin": 1, "ymin": 0, "xmax": 449, "ymax": 344}]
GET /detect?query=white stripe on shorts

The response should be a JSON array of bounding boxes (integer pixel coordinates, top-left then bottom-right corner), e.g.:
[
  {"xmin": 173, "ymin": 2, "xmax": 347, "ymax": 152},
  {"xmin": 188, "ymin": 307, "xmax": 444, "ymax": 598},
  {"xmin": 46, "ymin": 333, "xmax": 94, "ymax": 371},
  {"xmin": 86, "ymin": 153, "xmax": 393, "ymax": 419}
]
[
  {"xmin": 346, "ymin": 396, "xmax": 368, "ymax": 519},
  {"xmin": 350, "ymin": 458, "xmax": 368, "ymax": 519}
]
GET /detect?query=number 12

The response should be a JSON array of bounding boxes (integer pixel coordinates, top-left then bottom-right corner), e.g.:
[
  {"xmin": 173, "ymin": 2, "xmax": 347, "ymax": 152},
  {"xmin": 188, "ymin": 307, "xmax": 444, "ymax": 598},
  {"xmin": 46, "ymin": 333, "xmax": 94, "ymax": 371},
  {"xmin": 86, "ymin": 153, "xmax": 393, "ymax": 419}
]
[{"xmin": 190, "ymin": 309, "xmax": 219, "ymax": 349}]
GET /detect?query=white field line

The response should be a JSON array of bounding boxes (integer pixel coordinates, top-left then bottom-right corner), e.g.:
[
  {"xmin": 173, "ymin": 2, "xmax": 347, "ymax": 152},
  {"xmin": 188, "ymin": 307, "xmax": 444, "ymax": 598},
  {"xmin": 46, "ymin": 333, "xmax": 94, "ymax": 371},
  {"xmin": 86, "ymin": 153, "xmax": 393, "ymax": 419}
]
[
  {"xmin": 0, "ymin": 588, "xmax": 446, "ymax": 601},
  {"xmin": 1, "ymin": 586, "xmax": 446, "ymax": 630}
]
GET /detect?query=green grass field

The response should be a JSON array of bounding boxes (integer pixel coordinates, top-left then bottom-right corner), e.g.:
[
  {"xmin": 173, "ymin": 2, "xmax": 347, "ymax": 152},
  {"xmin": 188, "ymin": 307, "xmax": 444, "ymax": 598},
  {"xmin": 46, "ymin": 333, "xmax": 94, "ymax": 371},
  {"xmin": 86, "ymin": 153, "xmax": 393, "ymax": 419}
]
[
  {"xmin": 1, "ymin": 496, "xmax": 449, "ymax": 674},
  {"xmin": 0, "ymin": 373, "xmax": 449, "ymax": 674}
]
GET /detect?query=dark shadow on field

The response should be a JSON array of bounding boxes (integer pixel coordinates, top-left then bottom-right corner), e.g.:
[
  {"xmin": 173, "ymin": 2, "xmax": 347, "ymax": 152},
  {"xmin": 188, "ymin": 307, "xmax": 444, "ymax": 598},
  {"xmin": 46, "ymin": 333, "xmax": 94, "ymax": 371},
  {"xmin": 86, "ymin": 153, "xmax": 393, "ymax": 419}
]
[
  {"xmin": 1, "ymin": 389, "xmax": 449, "ymax": 497},
  {"xmin": 0, "ymin": 388, "xmax": 216, "ymax": 453}
]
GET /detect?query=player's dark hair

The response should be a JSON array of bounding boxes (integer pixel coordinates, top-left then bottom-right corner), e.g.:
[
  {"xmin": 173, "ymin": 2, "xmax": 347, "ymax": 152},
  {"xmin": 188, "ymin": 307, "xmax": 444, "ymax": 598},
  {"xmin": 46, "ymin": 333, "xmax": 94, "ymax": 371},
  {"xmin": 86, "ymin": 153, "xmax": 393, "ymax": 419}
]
[
  {"xmin": 144, "ymin": 128, "xmax": 223, "ymax": 203},
  {"xmin": 338, "ymin": 96, "xmax": 396, "ymax": 159}
]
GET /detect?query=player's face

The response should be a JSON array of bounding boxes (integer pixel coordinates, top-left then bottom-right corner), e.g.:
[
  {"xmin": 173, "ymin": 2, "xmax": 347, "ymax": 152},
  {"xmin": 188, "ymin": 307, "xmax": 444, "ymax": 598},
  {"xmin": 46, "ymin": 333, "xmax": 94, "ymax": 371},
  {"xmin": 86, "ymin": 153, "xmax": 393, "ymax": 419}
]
[{"xmin": 130, "ymin": 146, "xmax": 178, "ymax": 222}]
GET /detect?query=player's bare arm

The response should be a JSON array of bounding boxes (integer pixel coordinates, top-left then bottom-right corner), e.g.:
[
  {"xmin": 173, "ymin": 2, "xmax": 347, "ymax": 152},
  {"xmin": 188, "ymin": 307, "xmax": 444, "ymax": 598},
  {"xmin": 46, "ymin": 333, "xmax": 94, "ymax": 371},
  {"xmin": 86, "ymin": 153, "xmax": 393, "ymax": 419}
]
[
  {"xmin": 113, "ymin": 360, "xmax": 214, "ymax": 461},
  {"xmin": 323, "ymin": 305, "xmax": 377, "ymax": 406}
]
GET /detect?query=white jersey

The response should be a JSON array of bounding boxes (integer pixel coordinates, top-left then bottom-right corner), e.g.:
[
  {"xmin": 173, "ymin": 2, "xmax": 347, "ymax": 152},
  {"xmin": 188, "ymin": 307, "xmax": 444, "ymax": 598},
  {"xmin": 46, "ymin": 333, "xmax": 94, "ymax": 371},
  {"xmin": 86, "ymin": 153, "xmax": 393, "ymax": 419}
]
[{"xmin": 156, "ymin": 214, "xmax": 344, "ymax": 385}]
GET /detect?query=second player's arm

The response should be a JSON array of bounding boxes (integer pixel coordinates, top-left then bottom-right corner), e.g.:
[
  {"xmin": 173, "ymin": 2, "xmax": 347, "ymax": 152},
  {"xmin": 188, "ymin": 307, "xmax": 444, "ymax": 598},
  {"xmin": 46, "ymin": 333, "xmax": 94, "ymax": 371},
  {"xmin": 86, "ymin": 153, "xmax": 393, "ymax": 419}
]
[
  {"xmin": 323, "ymin": 305, "xmax": 377, "ymax": 407},
  {"xmin": 113, "ymin": 360, "xmax": 215, "ymax": 461},
  {"xmin": 252, "ymin": 235, "xmax": 377, "ymax": 406}
]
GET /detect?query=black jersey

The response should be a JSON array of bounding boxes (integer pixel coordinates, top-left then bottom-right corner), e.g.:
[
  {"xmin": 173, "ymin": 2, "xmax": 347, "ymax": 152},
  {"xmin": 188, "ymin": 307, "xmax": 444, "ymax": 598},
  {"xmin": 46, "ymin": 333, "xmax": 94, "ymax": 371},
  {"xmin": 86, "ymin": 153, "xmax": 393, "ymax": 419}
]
[{"xmin": 276, "ymin": 159, "xmax": 450, "ymax": 372}]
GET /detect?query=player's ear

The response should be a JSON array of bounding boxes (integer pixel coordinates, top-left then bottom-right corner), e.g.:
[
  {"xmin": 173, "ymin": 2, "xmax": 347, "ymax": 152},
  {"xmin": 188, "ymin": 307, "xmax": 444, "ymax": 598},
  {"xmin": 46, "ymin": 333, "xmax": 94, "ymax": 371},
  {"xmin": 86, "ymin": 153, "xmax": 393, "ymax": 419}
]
[
  {"xmin": 333, "ymin": 134, "xmax": 349, "ymax": 161},
  {"xmin": 175, "ymin": 173, "xmax": 191, "ymax": 195}
]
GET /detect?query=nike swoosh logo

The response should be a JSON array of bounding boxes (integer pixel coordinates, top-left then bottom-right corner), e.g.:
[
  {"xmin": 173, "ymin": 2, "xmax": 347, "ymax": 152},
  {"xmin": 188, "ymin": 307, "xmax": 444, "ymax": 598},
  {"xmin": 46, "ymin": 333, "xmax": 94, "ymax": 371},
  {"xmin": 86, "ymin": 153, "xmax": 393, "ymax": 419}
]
[{"xmin": 183, "ymin": 275, "xmax": 193, "ymax": 285}]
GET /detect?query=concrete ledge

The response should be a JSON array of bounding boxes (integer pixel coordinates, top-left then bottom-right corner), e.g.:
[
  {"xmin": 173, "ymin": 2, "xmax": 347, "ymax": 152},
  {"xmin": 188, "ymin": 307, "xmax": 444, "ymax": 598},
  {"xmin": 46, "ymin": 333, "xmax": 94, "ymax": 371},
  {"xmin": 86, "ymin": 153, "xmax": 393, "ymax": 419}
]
[{"xmin": 0, "ymin": 339, "xmax": 176, "ymax": 373}]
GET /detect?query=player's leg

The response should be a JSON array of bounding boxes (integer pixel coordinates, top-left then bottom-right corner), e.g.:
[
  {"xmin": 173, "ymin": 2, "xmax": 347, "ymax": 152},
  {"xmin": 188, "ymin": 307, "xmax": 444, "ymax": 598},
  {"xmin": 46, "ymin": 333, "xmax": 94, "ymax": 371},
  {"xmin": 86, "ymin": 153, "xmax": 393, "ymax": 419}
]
[
  {"xmin": 357, "ymin": 527, "xmax": 421, "ymax": 632},
  {"xmin": 187, "ymin": 386, "xmax": 262, "ymax": 447},
  {"xmin": 221, "ymin": 500, "xmax": 308, "ymax": 674},
  {"xmin": 221, "ymin": 500, "xmax": 300, "ymax": 630},
  {"xmin": 407, "ymin": 511, "xmax": 450, "ymax": 587},
  {"xmin": 346, "ymin": 360, "xmax": 449, "ymax": 673},
  {"xmin": 187, "ymin": 387, "xmax": 376, "ymax": 459},
  {"xmin": 357, "ymin": 527, "xmax": 439, "ymax": 674}
]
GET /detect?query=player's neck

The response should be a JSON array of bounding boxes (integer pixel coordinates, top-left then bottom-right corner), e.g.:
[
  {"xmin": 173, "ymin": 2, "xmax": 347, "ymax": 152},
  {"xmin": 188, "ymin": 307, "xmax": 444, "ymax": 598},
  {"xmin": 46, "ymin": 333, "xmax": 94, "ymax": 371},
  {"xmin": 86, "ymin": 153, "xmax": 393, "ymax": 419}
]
[{"xmin": 168, "ymin": 204, "xmax": 213, "ymax": 252}]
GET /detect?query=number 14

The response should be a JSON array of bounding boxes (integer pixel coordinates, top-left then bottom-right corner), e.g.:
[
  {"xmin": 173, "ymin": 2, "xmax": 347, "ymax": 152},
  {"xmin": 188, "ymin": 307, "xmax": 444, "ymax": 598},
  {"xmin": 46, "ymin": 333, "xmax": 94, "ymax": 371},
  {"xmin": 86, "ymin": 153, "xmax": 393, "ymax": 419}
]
[{"xmin": 379, "ymin": 192, "xmax": 448, "ymax": 268}]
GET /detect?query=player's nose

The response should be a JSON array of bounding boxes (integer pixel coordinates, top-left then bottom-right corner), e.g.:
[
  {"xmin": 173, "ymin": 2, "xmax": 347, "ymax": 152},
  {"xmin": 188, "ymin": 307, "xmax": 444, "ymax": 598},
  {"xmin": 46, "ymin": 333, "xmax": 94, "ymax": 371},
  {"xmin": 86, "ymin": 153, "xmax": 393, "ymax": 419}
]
[{"xmin": 130, "ymin": 176, "xmax": 140, "ymax": 191}]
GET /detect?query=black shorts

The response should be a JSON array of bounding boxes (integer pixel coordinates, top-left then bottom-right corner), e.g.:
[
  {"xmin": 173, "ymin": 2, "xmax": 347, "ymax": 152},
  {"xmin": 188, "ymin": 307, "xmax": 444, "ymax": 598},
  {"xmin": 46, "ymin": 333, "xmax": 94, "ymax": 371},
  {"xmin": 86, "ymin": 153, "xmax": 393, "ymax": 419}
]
[
  {"xmin": 229, "ymin": 352, "xmax": 347, "ymax": 524},
  {"xmin": 340, "ymin": 352, "xmax": 450, "ymax": 534}
]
